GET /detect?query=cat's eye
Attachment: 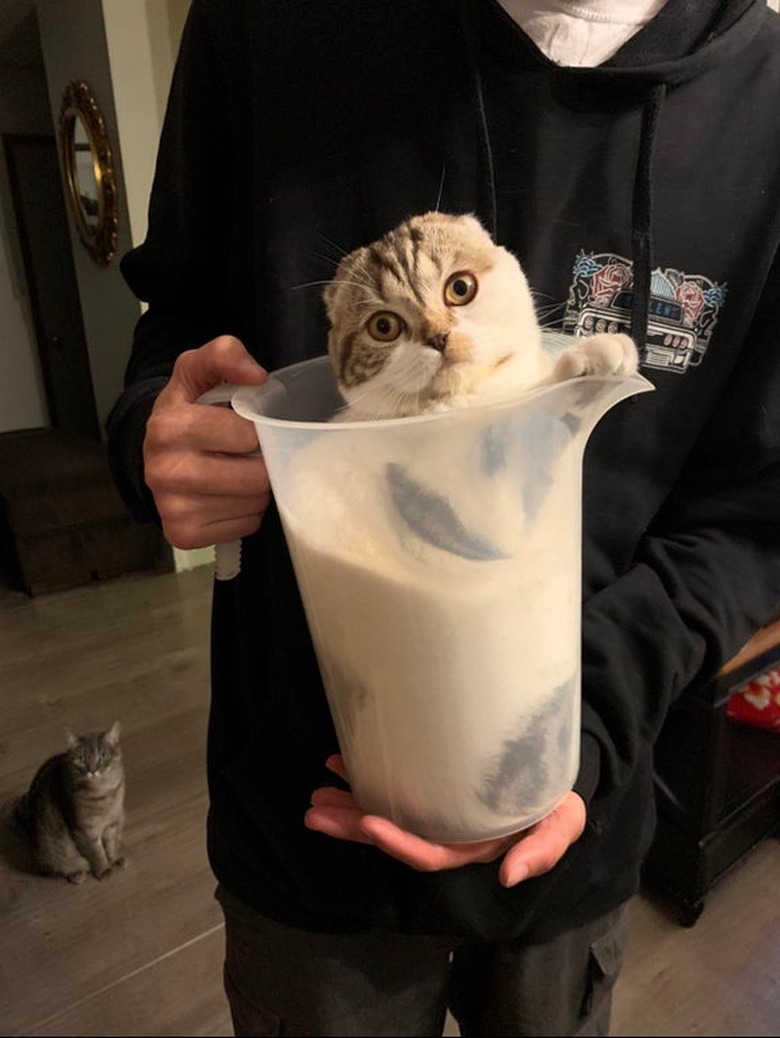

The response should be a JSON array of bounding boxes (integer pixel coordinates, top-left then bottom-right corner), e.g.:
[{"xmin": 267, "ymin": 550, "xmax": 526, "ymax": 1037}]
[
  {"xmin": 367, "ymin": 311, "xmax": 404, "ymax": 342},
  {"xmin": 444, "ymin": 271, "xmax": 478, "ymax": 306}
]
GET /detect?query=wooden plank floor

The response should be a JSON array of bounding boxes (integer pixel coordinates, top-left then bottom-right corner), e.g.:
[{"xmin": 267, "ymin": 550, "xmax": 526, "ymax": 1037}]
[{"xmin": 0, "ymin": 565, "xmax": 778, "ymax": 1036}]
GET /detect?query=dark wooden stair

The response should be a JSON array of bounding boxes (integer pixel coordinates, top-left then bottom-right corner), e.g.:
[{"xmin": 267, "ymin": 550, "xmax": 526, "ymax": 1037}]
[{"xmin": 0, "ymin": 427, "xmax": 170, "ymax": 595}]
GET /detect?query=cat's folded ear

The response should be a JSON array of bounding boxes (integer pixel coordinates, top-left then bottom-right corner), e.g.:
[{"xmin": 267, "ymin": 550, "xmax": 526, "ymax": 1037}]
[
  {"xmin": 461, "ymin": 212, "xmax": 495, "ymax": 242},
  {"xmin": 105, "ymin": 721, "xmax": 122, "ymax": 745},
  {"xmin": 323, "ymin": 247, "xmax": 367, "ymax": 322},
  {"xmin": 322, "ymin": 277, "xmax": 339, "ymax": 318},
  {"xmin": 65, "ymin": 728, "xmax": 78, "ymax": 749}
]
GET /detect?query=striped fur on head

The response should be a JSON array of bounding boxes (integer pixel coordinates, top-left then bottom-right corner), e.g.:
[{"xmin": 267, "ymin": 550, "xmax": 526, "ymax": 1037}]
[{"xmin": 323, "ymin": 213, "xmax": 546, "ymax": 420}]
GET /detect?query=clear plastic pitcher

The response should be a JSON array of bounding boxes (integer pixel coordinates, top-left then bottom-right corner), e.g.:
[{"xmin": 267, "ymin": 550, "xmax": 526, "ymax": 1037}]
[{"xmin": 215, "ymin": 351, "xmax": 652, "ymax": 843}]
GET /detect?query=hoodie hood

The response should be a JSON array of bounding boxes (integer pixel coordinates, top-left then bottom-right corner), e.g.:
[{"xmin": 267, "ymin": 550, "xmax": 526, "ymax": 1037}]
[
  {"xmin": 603, "ymin": 0, "xmax": 762, "ymax": 77},
  {"xmin": 482, "ymin": 0, "xmax": 766, "ymax": 84}
]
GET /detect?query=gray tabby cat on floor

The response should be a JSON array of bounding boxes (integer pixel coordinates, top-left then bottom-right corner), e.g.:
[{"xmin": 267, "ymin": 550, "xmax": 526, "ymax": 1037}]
[
  {"xmin": 15, "ymin": 722, "xmax": 126, "ymax": 883},
  {"xmin": 324, "ymin": 211, "xmax": 637, "ymax": 420}
]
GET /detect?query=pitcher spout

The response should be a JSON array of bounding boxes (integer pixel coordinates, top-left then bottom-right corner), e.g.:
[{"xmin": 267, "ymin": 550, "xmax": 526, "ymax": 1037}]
[{"xmin": 524, "ymin": 368, "xmax": 655, "ymax": 445}]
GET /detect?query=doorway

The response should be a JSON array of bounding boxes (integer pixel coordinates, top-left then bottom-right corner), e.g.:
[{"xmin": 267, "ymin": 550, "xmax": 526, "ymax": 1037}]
[{"xmin": 3, "ymin": 132, "xmax": 100, "ymax": 441}]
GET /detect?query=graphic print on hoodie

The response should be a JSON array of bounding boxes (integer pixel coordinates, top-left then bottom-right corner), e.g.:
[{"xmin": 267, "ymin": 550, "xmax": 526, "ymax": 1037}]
[{"xmin": 561, "ymin": 251, "xmax": 727, "ymax": 374}]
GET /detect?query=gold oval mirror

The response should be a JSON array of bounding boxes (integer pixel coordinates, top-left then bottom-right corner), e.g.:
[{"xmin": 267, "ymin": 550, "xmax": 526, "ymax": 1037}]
[{"xmin": 59, "ymin": 79, "xmax": 118, "ymax": 267}]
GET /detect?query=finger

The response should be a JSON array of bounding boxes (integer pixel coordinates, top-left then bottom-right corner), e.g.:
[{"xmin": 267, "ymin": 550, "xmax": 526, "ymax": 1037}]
[
  {"xmin": 149, "ymin": 479, "xmax": 270, "ymax": 549},
  {"xmin": 165, "ymin": 336, "xmax": 267, "ymax": 404},
  {"xmin": 156, "ymin": 491, "xmax": 269, "ymax": 527},
  {"xmin": 304, "ymin": 805, "xmax": 375, "ymax": 844},
  {"xmin": 325, "ymin": 754, "xmax": 349, "ymax": 783},
  {"xmin": 359, "ymin": 815, "xmax": 509, "ymax": 872},
  {"xmin": 146, "ymin": 451, "xmax": 270, "ymax": 499},
  {"xmin": 499, "ymin": 793, "xmax": 586, "ymax": 887},
  {"xmin": 146, "ymin": 399, "xmax": 261, "ymax": 456},
  {"xmin": 158, "ymin": 498, "xmax": 267, "ymax": 550},
  {"xmin": 309, "ymin": 786, "xmax": 358, "ymax": 810},
  {"xmin": 162, "ymin": 516, "xmax": 264, "ymax": 551}
]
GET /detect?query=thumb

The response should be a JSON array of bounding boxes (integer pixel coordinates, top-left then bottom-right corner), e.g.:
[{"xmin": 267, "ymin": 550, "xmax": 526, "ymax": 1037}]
[{"xmin": 170, "ymin": 335, "xmax": 268, "ymax": 402}]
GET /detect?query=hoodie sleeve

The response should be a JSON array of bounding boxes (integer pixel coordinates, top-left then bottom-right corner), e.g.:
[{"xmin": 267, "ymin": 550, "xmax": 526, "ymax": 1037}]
[
  {"xmin": 106, "ymin": 0, "xmax": 245, "ymax": 521},
  {"xmin": 575, "ymin": 249, "xmax": 780, "ymax": 805}
]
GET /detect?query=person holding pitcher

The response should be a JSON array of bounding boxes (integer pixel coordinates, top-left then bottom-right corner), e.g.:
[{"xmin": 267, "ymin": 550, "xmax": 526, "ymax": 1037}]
[{"xmin": 108, "ymin": 1, "xmax": 780, "ymax": 1034}]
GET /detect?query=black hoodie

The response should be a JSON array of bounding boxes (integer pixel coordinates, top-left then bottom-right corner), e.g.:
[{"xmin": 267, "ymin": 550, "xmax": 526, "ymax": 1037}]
[{"xmin": 108, "ymin": 0, "xmax": 780, "ymax": 943}]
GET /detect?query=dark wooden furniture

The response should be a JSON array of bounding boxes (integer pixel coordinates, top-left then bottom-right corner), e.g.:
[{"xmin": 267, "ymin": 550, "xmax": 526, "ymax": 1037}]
[{"xmin": 642, "ymin": 621, "xmax": 780, "ymax": 926}]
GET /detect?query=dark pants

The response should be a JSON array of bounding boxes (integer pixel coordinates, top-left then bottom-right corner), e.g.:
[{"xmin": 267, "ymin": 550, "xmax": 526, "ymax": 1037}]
[{"xmin": 216, "ymin": 885, "xmax": 627, "ymax": 1037}]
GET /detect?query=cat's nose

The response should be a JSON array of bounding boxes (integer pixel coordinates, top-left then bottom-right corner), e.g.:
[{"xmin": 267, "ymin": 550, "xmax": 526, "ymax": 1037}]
[{"xmin": 424, "ymin": 332, "xmax": 449, "ymax": 353}]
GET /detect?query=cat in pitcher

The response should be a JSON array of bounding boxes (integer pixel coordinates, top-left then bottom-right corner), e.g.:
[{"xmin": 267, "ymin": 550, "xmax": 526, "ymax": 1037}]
[
  {"xmin": 324, "ymin": 211, "xmax": 638, "ymax": 421},
  {"xmin": 15, "ymin": 722, "xmax": 126, "ymax": 883}
]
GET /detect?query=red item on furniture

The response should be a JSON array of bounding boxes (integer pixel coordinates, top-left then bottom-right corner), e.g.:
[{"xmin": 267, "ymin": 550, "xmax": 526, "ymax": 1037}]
[{"xmin": 727, "ymin": 667, "xmax": 780, "ymax": 732}]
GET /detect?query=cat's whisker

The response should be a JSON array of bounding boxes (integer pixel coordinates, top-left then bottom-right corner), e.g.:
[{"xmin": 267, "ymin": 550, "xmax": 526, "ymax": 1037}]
[
  {"xmin": 338, "ymin": 382, "xmax": 383, "ymax": 415},
  {"xmin": 293, "ymin": 278, "xmax": 381, "ymax": 294},
  {"xmin": 434, "ymin": 165, "xmax": 447, "ymax": 213},
  {"xmin": 330, "ymin": 276, "xmax": 388, "ymax": 307},
  {"xmin": 315, "ymin": 230, "xmax": 349, "ymax": 258},
  {"xmin": 537, "ymin": 315, "xmax": 568, "ymax": 332},
  {"xmin": 375, "ymin": 385, "xmax": 408, "ymax": 418},
  {"xmin": 533, "ymin": 298, "xmax": 567, "ymax": 322},
  {"xmin": 345, "ymin": 375, "xmax": 418, "ymax": 421},
  {"xmin": 535, "ymin": 298, "xmax": 565, "ymax": 310},
  {"xmin": 348, "ymin": 268, "xmax": 385, "ymax": 297},
  {"xmin": 307, "ymin": 250, "xmax": 343, "ymax": 269},
  {"xmin": 536, "ymin": 317, "xmax": 568, "ymax": 332},
  {"xmin": 290, "ymin": 279, "xmax": 340, "ymax": 291}
]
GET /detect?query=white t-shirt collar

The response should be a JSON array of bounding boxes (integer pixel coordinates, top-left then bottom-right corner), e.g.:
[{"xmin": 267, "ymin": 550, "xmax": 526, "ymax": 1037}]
[{"xmin": 494, "ymin": 0, "xmax": 670, "ymax": 67}]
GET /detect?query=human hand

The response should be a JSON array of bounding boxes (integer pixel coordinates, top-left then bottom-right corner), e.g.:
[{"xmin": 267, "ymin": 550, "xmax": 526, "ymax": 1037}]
[
  {"xmin": 305, "ymin": 755, "xmax": 586, "ymax": 887},
  {"xmin": 143, "ymin": 335, "xmax": 271, "ymax": 549}
]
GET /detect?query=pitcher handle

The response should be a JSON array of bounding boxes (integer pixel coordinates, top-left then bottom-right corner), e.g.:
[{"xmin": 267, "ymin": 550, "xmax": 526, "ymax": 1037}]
[
  {"xmin": 196, "ymin": 382, "xmax": 250, "ymax": 581},
  {"xmin": 197, "ymin": 383, "xmax": 240, "ymax": 407}
]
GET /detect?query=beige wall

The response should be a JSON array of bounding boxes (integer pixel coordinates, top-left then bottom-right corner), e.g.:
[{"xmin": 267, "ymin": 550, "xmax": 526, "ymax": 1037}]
[{"xmin": 102, "ymin": 0, "xmax": 190, "ymax": 248}]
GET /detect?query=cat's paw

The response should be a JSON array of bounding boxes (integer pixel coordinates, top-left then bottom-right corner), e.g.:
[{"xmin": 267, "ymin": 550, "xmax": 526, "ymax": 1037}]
[
  {"xmin": 66, "ymin": 870, "xmax": 88, "ymax": 884},
  {"xmin": 554, "ymin": 333, "xmax": 638, "ymax": 380},
  {"xmin": 93, "ymin": 864, "xmax": 116, "ymax": 881}
]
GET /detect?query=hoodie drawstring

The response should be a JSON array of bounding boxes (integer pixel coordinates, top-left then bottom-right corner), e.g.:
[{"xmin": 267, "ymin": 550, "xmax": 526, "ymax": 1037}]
[
  {"xmin": 461, "ymin": 0, "xmax": 499, "ymax": 239},
  {"xmin": 630, "ymin": 83, "xmax": 667, "ymax": 350}
]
